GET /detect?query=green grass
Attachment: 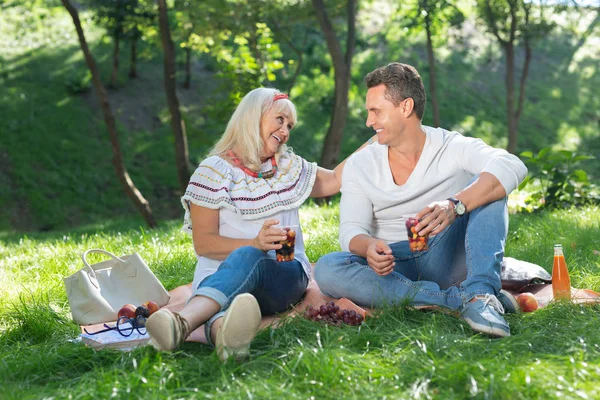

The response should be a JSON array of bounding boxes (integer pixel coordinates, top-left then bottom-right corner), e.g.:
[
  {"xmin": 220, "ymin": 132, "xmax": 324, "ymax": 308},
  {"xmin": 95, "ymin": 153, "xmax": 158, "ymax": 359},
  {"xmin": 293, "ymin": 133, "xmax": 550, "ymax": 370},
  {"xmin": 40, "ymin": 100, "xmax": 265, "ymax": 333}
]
[
  {"xmin": 1, "ymin": 4, "xmax": 599, "ymax": 396},
  {"xmin": 1, "ymin": 204, "xmax": 600, "ymax": 399}
]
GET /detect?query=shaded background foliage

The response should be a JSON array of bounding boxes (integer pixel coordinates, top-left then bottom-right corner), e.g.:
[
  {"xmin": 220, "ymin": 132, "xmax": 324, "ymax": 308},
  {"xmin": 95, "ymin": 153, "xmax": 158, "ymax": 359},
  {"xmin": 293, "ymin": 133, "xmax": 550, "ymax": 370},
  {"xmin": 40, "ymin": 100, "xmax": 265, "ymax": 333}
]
[{"xmin": 0, "ymin": 0, "xmax": 598, "ymax": 233}]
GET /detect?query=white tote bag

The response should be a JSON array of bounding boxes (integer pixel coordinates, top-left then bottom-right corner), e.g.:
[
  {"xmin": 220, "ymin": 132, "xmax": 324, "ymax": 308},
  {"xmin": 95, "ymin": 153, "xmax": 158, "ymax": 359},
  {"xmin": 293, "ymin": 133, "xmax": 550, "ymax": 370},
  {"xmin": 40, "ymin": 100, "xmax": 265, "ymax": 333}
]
[{"xmin": 64, "ymin": 249, "xmax": 170, "ymax": 325}]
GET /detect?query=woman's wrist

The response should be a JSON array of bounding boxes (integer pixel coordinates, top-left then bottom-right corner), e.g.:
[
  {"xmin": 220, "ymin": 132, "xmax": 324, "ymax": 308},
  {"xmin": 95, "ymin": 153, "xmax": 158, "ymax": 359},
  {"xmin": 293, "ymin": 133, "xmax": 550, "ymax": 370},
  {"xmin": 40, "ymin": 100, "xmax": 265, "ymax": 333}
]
[{"xmin": 251, "ymin": 237, "xmax": 265, "ymax": 252}]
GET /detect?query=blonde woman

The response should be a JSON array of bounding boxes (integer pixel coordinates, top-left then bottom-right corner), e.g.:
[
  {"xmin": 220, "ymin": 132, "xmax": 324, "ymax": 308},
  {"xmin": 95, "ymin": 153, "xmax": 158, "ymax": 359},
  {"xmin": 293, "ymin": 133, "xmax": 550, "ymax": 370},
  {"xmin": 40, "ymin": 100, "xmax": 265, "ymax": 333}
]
[{"xmin": 146, "ymin": 88, "xmax": 372, "ymax": 361}]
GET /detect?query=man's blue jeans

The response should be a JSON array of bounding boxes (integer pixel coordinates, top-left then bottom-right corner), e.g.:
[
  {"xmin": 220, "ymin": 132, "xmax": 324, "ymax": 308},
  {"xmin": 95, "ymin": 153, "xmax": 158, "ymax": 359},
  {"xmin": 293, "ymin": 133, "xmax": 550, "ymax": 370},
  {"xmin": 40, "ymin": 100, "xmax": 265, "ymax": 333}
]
[
  {"xmin": 314, "ymin": 197, "xmax": 508, "ymax": 310},
  {"xmin": 193, "ymin": 246, "xmax": 308, "ymax": 345}
]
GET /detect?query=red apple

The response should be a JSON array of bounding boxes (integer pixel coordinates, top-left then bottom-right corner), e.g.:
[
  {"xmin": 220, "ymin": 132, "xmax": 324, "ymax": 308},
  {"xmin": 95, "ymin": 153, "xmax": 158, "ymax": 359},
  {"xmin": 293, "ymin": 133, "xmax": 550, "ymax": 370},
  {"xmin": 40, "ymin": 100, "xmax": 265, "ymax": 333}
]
[
  {"xmin": 118, "ymin": 303, "xmax": 137, "ymax": 319},
  {"xmin": 517, "ymin": 292, "xmax": 539, "ymax": 313},
  {"xmin": 143, "ymin": 300, "xmax": 160, "ymax": 316}
]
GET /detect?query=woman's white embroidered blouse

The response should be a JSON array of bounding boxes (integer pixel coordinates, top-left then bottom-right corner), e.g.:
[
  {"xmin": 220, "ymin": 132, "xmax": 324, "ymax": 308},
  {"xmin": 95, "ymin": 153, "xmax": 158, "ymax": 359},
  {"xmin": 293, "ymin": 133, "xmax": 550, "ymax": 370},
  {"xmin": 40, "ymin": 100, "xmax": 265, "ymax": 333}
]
[{"xmin": 181, "ymin": 152, "xmax": 317, "ymax": 290}]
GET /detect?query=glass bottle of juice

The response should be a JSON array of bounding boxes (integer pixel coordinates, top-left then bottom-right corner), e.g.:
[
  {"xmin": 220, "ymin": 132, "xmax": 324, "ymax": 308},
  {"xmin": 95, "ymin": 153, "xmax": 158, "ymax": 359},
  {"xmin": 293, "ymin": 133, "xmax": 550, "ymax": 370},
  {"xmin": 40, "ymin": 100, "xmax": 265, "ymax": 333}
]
[{"xmin": 552, "ymin": 244, "xmax": 571, "ymax": 300}]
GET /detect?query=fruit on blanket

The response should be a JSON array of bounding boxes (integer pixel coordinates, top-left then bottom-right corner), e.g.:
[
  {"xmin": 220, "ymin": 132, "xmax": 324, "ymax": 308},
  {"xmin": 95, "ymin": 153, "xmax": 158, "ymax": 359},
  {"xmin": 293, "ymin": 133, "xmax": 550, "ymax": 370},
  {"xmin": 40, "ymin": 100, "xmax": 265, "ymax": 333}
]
[
  {"xmin": 303, "ymin": 301, "xmax": 364, "ymax": 326},
  {"xmin": 117, "ymin": 304, "xmax": 137, "ymax": 319},
  {"xmin": 143, "ymin": 301, "xmax": 160, "ymax": 316},
  {"xmin": 517, "ymin": 292, "xmax": 539, "ymax": 312},
  {"xmin": 135, "ymin": 305, "xmax": 150, "ymax": 319},
  {"xmin": 405, "ymin": 217, "xmax": 429, "ymax": 252}
]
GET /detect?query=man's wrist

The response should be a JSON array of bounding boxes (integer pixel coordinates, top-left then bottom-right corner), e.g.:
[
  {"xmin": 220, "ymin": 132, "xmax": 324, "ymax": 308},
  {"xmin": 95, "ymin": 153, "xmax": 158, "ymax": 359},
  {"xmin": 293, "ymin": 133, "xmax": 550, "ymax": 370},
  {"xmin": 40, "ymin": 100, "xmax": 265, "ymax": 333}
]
[
  {"xmin": 447, "ymin": 197, "xmax": 467, "ymax": 217},
  {"xmin": 348, "ymin": 234, "xmax": 375, "ymax": 257}
]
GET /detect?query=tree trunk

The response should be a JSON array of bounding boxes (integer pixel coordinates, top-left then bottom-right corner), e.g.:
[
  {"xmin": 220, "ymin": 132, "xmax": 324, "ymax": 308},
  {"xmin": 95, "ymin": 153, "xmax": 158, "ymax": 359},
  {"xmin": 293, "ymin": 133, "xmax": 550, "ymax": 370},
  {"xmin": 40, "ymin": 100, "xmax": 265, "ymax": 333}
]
[
  {"xmin": 515, "ymin": 40, "xmax": 531, "ymax": 128},
  {"xmin": 111, "ymin": 33, "xmax": 120, "ymax": 87},
  {"xmin": 425, "ymin": 21, "xmax": 440, "ymax": 127},
  {"xmin": 184, "ymin": 47, "xmax": 191, "ymax": 89},
  {"xmin": 320, "ymin": 65, "xmax": 351, "ymax": 169},
  {"xmin": 61, "ymin": 0, "xmax": 156, "ymax": 228},
  {"xmin": 128, "ymin": 37, "xmax": 137, "ymax": 78},
  {"xmin": 157, "ymin": 0, "xmax": 191, "ymax": 193},
  {"xmin": 515, "ymin": 4, "xmax": 532, "ymax": 133},
  {"xmin": 312, "ymin": 0, "xmax": 356, "ymax": 170},
  {"xmin": 504, "ymin": 42, "xmax": 518, "ymax": 154}
]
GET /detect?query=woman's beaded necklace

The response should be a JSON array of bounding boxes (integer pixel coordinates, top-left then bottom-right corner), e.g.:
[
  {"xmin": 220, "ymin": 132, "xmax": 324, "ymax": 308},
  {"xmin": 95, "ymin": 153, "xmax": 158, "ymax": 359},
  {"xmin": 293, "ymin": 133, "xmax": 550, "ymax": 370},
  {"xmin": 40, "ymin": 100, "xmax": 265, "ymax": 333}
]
[{"xmin": 227, "ymin": 150, "xmax": 277, "ymax": 179}]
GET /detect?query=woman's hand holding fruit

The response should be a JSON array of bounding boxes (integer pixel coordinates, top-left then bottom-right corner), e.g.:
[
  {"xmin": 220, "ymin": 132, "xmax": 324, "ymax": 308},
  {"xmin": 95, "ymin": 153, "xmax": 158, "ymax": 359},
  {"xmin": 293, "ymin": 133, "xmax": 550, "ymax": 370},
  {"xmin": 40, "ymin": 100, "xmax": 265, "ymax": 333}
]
[{"xmin": 252, "ymin": 219, "xmax": 287, "ymax": 252}]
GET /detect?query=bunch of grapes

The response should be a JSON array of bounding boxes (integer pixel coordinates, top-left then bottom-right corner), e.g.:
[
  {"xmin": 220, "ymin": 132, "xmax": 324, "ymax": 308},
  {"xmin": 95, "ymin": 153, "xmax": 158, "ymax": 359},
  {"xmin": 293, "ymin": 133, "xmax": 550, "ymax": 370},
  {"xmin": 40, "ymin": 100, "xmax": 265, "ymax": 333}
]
[{"xmin": 303, "ymin": 301, "xmax": 364, "ymax": 326}]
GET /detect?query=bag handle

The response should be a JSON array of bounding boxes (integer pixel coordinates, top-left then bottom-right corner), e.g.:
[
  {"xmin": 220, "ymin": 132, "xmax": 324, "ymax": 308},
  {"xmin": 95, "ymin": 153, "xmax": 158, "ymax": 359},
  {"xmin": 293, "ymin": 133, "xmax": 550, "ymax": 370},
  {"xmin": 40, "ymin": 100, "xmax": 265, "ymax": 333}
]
[
  {"xmin": 82, "ymin": 249, "xmax": 125, "ymax": 266},
  {"xmin": 81, "ymin": 249, "xmax": 126, "ymax": 280}
]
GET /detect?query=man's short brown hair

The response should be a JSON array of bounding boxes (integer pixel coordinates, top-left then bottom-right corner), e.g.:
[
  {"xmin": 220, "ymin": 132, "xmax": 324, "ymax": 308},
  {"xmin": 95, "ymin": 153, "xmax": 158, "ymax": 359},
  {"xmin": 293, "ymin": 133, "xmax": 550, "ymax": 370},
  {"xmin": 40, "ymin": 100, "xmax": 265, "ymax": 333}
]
[{"xmin": 364, "ymin": 63, "xmax": 426, "ymax": 120}]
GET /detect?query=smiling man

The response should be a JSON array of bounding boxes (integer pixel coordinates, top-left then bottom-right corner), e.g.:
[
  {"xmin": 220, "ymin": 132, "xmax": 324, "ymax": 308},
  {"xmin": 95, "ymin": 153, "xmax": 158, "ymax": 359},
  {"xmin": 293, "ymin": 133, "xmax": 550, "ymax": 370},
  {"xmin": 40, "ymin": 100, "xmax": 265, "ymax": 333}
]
[{"xmin": 314, "ymin": 62, "xmax": 528, "ymax": 338}]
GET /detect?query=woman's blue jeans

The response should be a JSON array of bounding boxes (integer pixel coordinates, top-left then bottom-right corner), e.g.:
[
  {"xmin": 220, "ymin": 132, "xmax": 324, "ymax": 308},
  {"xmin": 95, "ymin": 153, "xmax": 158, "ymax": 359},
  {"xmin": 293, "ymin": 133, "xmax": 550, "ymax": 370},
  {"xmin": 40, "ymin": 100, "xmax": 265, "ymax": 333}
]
[
  {"xmin": 193, "ymin": 246, "xmax": 308, "ymax": 345},
  {"xmin": 314, "ymin": 197, "xmax": 508, "ymax": 310}
]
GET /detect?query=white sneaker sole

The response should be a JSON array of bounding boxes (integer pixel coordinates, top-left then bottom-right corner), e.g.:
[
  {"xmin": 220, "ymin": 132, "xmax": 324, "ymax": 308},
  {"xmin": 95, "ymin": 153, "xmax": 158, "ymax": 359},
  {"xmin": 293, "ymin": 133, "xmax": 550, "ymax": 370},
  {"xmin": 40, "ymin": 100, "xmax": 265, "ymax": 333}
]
[
  {"xmin": 462, "ymin": 317, "xmax": 511, "ymax": 338},
  {"xmin": 217, "ymin": 293, "xmax": 262, "ymax": 362}
]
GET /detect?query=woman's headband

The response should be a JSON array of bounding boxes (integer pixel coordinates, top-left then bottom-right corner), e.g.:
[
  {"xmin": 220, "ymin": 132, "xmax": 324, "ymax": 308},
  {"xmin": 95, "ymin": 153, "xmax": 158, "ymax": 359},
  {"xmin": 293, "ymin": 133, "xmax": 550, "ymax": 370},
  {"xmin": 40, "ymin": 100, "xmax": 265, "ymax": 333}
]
[{"xmin": 273, "ymin": 93, "xmax": 289, "ymax": 101}]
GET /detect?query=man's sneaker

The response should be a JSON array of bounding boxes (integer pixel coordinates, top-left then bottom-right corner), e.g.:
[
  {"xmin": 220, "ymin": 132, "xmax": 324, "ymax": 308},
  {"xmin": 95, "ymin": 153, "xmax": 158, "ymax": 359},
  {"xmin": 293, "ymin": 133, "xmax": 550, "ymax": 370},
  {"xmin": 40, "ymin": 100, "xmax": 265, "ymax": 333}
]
[
  {"xmin": 216, "ymin": 293, "xmax": 262, "ymax": 362},
  {"xmin": 460, "ymin": 294, "xmax": 511, "ymax": 338},
  {"xmin": 497, "ymin": 289, "xmax": 521, "ymax": 314},
  {"xmin": 146, "ymin": 309, "xmax": 191, "ymax": 351}
]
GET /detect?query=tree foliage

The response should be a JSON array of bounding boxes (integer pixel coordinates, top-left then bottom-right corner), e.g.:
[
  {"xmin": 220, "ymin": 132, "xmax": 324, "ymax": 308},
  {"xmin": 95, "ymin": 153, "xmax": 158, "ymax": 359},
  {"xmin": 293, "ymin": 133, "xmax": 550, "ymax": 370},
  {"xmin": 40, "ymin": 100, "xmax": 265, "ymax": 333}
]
[
  {"xmin": 174, "ymin": 0, "xmax": 284, "ymax": 114},
  {"xmin": 399, "ymin": 0, "xmax": 464, "ymax": 43},
  {"xmin": 82, "ymin": 0, "xmax": 155, "ymax": 85},
  {"xmin": 4, "ymin": 0, "xmax": 599, "ymax": 231},
  {"xmin": 476, "ymin": 0, "xmax": 554, "ymax": 46},
  {"xmin": 518, "ymin": 148, "xmax": 598, "ymax": 211}
]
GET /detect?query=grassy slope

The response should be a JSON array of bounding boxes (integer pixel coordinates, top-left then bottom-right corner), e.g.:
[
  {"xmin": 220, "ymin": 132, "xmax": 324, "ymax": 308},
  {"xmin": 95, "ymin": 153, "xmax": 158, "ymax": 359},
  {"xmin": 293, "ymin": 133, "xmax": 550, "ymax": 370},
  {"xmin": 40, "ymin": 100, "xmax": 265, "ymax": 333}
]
[
  {"xmin": 0, "ymin": 205, "xmax": 599, "ymax": 399},
  {"xmin": 0, "ymin": 4, "xmax": 215, "ymax": 233},
  {"xmin": 1, "ymin": 3, "xmax": 599, "ymax": 233}
]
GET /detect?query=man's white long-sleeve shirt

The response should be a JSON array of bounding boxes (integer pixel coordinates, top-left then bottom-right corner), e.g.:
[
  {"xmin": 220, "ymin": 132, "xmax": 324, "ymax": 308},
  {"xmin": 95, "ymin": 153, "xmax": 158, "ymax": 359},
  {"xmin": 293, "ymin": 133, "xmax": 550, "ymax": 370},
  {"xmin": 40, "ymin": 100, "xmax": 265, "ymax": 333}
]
[{"xmin": 339, "ymin": 126, "xmax": 528, "ymax": 251}]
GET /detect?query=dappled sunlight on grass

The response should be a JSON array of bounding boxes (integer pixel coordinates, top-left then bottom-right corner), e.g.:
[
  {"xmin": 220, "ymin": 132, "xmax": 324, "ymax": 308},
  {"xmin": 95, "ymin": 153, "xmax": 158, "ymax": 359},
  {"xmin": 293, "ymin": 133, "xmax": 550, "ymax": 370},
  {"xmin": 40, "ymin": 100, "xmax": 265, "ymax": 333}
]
[
  {"xmin": 0, "ymin": 222, "xmax": 196, "ymax": 316},
  {"xmin": 507, "ymin": 208, "xmax": 600, "ymax": 297},
  {"xmin": 1, "ymin": 206, "xmax": 600, "ymax": 398}
]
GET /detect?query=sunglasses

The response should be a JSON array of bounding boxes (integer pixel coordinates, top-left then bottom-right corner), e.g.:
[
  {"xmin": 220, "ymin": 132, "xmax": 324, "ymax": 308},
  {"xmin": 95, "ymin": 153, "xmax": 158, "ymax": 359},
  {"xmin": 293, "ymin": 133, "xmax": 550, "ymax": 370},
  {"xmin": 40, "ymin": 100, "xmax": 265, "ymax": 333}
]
[{"xmin": 83, "ymin": 315, "xmax": 147, "ymax": 337}]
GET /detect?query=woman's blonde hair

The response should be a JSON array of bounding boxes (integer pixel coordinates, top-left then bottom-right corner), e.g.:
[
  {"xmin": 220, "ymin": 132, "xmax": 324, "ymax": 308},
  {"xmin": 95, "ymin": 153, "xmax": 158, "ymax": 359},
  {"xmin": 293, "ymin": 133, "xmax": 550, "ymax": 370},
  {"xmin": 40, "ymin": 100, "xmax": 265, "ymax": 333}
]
[{"xmin": 209, "ymin": 88, "xmax": 297, "ymax": 171}]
